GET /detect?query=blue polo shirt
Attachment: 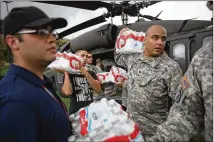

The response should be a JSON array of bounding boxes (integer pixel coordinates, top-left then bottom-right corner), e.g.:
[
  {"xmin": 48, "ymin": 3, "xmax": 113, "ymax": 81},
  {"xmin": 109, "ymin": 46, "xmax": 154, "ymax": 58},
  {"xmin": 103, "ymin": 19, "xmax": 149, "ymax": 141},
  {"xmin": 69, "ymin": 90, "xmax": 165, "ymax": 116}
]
[{"xmin": 0, "ymin": 64, "xmax": 73, "ymax": 142}]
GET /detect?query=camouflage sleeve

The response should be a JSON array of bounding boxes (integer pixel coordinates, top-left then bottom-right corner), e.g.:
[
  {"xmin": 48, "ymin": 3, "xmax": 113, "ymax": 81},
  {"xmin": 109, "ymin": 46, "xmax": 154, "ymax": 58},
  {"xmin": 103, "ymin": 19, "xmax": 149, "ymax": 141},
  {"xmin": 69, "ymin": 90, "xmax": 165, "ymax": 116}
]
[
  {"xmin": 147, "ymin": 57, "xmax": 205, "ymax": 142},
  {"xmin": 121, "ymin": 82, "xmax": 128, "ymax": 107},
  {"xmin": 114, "ymin": 49, "xmax": 141, "ymax": 69},
  {"xmin": 114, "ymin": 52, "xmax": 130, "ymax": 69},
  {"xmin": 167, "ymin": 63, "xmax": 183, "ymax": 100}
]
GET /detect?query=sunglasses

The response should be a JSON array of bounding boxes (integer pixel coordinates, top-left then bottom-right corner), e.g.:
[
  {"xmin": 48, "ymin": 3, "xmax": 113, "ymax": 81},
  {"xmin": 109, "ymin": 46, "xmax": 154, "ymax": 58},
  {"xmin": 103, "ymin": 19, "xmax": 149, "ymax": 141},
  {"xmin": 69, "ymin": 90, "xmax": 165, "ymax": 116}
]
[{"xmin": 16, "ymin": 29, "xmax": 59, "ymax": 39}]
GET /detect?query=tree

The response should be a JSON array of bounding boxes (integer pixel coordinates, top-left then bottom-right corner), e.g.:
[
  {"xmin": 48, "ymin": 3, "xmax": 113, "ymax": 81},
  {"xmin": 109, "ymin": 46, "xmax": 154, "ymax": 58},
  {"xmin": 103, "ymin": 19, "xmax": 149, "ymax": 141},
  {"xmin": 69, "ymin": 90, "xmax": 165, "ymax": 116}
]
[
  {"xmin": 0, "ymin": 34, "xmax": 10, "ymax": 76},
  {"xmin": 0, "ymin": 35, "xmax": 10, "ymax": 65},
  {"xmin": 56, "ymin": 38, "xmax": 70, "ymax": 48}
]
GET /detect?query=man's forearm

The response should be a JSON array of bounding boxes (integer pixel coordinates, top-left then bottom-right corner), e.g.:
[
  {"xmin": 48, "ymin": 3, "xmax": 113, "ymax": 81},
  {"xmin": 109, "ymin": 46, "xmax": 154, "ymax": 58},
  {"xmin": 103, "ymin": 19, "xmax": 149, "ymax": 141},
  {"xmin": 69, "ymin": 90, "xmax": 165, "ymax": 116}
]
[
  {"xmin": 61, "ymin": 72, "xmax": 73, "ymax": 96},
  {"xmin": 84, "ymin": 72, "xmax": 101, "ymax": 93}
]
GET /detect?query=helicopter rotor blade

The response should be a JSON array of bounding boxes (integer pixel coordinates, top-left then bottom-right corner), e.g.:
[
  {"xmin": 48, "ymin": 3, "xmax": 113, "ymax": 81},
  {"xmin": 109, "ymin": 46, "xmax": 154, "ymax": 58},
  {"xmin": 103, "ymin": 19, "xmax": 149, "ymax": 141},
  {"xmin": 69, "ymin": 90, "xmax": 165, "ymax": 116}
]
[
  {"xmin": 34, "ymin": 1, "xmax": 120, "ymax": 11},
  {"xmin": 152, "ymin": 10, "xmax": 163, "ymax": 20},
  {"xmin": 139, "ymin": 14, "xmax": 161, "ymax": 20},
  {"xmin": 58, "ymin": 14, "xmax": 106, "ymax": 39}
]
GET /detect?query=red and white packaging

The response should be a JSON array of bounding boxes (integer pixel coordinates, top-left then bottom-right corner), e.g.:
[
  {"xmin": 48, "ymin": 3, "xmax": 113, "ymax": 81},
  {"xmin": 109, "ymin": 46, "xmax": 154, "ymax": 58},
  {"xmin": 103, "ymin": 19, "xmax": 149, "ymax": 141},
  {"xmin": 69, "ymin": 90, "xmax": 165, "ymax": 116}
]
[
  {"xmin": 68, "ymin": 98, "xmax": 145, "ymax": 142},
  {"xmin": 108, "ymin": 66, "xmax": 128, "ymax": 84},
  {"xmin": 69, "ymin": 98, "xmax": 123, "ymax": 136},
  {"xmin": 115, "ymin": 28, "xmax": 145, "ymax": 54},
  {"xmin": 97, "ymin": 72, "xmax": 110, "ymax": 84},
  {"xmin": 48, "ymin": 52, "xmax": 84, "ymax": 74}
]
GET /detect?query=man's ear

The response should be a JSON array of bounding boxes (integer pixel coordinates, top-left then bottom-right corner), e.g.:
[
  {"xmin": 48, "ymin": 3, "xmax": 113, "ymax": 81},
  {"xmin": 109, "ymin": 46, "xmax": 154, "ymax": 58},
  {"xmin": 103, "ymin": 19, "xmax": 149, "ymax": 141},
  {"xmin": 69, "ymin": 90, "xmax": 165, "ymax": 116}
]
[
  {"xmin": 143, "ymin": 37, "xmax": 147, "ymax": 46},
  {"xmin": 5, "ymin": 35, "xmax": 19, "ymax": 51},
  {"xmin": 143, "ymin": 35, "xmax": 147, "ymax": 41}
]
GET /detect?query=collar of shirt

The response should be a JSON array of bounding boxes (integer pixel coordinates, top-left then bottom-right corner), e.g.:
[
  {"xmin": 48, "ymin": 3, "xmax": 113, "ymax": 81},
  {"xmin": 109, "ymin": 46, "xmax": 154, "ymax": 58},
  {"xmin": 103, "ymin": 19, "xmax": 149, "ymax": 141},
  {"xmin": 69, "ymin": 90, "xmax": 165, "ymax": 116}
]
[
  {"xmin": 6, "ymin": 64, "xmax": 63, "ymax": 105},
  {"xmin": 7, "ymin": 64, "xmax": 48, "ymax": 87},
  {"xmin": 136, "ymin": 52, "xmax": 166, "ymax": 68}
]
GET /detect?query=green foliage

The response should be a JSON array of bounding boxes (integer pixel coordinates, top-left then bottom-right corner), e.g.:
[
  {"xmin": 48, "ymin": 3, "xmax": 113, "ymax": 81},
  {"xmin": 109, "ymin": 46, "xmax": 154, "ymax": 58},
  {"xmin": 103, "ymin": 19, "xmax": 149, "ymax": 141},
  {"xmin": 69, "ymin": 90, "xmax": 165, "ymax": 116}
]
[
  {"xmin": 0, "ymin": 35, "xmax": 10, "ymax": 76},
  {"xmin": 0, "ymin": 67, "xmax": 9, "ymax": 76},
  {"xmin": 56, "ymin": 38, "xmax": 70, "ymax": 48},
  {"xmin": 0, "ymin": 35, "xmax": 10, "ymax": 62},
  {"xmin": 59, "ymin": 96, "xmax": 70, "ymax": 111}
]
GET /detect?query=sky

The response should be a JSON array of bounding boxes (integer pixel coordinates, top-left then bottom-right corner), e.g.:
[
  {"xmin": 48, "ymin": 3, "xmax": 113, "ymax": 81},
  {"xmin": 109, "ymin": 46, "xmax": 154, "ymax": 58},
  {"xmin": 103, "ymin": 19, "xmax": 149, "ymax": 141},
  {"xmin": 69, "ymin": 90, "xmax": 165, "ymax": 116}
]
[{"xmin": 0, "ymin": 1, "xmax": 212, "ymax": 40}]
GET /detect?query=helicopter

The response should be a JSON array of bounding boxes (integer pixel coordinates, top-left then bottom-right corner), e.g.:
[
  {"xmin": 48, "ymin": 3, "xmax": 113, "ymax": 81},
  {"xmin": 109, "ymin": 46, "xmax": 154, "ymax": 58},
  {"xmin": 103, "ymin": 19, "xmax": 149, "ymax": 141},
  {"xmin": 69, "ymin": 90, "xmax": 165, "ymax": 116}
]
[
  {"xmin": 0, "ymin": 1, "xmax": 213, "ymax": 105},
  {"xmin": 35, "ymin": 1, "xmax": 169, "ymax": 103},
  {"xmin": 34, "ymin": 1, "xmax": 212, "ymax": 103},
  {"xmin": 31, "ymin": 1, "xmax": 212, "ymax": 67}
]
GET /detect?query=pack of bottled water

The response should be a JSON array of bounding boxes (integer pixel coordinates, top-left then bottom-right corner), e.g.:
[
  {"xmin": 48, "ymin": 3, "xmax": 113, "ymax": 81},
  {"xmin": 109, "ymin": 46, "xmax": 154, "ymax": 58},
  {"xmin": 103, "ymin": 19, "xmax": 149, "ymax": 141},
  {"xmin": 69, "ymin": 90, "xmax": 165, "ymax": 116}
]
[
  {"xmin": 97, "ymin": 72, "xmax": 110, "ymax": 84},
  {"xmin": 68, "ymin": 98, "xmax": 144, "ymax": 142},
  {"xmin": 48, "ymin": 51, "xmax": 84, "ymax": 74},
  {"xmin": 115, "ymin": 28, "xmax": 145, "ymax": 54},
  {"xmin": 108, "ymin": 66, "xmax": 128, "ymax": 84}
]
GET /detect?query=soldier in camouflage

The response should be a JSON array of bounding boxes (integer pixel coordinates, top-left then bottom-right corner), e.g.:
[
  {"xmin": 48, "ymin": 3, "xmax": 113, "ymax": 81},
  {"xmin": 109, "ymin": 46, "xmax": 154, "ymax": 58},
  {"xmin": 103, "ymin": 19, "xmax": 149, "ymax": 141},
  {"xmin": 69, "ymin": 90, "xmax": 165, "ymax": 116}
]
[
  {"xmin": 85, "ymin": 52, "xmax": 99, "ymax": 73},
  {"xmin": 114, "ymin": 25, "xmax": 183, "ymax": 140},
  {"xmin": 121, "ymin": 82, "xmax": 128, "ymax": 108},
  {"xmin": 147, "ymin": 36, "xmax": 213, "ymax": 142}
]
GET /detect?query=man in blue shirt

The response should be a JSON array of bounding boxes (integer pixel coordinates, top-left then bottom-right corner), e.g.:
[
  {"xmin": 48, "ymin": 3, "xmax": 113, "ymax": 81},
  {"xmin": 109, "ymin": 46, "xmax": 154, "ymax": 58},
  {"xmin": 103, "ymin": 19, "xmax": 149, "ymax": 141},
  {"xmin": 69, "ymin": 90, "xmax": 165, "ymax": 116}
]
[{"xmin": 0, "ymin": 6, "xmax": 73, "ymax": 142}]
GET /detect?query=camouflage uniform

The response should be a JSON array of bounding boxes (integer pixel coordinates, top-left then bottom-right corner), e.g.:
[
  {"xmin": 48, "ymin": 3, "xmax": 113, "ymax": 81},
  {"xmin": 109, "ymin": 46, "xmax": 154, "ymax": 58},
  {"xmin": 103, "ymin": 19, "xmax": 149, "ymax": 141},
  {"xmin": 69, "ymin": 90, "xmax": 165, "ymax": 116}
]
[
  {"xmin": 85, "ymin": 64, "xmax": 99, "ymax": 73},
  {"xmin": 115, "ymin": 52, "xmax": 183, "ymax": 140},
  {"xmin": 95, "ymin": 65, "xmax": 103, "ymax": 73},
  {"xmin": 148, "ymin": 40, "xmax": 213, "ymax": 142},
  {"xmin": 121, "ymin": 82, "xmax": 128, "ymax": 107}
]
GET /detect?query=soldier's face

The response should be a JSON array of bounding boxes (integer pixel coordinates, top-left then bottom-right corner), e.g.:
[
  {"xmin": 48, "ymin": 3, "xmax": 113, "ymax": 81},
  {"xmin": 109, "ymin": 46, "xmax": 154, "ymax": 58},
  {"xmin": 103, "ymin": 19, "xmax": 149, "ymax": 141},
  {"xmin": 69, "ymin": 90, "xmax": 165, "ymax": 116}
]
[{"xmin": 144, "ymin": 26, "xmax": 167, "ymax": 57}]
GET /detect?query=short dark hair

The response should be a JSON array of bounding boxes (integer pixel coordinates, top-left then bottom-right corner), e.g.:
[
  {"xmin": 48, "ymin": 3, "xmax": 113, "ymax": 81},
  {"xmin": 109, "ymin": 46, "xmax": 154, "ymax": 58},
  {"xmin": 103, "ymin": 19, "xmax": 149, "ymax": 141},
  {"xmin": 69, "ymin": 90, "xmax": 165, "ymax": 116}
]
[
  {"xmin": 96, "ymin": 58, "xmax": 101, "ymax": 63},
  {"xmin": 75, "ymin": 49, "xmax": 87, "ymax": 54},
  {"xmin": 145, "ymin": 25, "xmax": 167, "ymax": 37}
]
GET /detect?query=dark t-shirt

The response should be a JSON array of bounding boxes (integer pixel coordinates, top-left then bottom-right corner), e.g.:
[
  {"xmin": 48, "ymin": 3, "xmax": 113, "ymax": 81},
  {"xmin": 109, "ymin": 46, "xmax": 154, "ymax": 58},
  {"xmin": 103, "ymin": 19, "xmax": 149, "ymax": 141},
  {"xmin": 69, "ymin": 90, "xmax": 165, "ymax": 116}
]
[{"xmin": 63, "ymin": 71, "xmax": 98, "ymax": 114}]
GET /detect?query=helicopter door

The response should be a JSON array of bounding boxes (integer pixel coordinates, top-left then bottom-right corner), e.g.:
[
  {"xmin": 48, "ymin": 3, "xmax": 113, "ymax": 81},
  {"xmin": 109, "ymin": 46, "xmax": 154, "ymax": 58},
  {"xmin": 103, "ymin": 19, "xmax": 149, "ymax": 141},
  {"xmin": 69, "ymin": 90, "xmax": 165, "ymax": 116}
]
[{"xmin": 167, "ymin": 38, "xmax": 192, "ymax": 109}]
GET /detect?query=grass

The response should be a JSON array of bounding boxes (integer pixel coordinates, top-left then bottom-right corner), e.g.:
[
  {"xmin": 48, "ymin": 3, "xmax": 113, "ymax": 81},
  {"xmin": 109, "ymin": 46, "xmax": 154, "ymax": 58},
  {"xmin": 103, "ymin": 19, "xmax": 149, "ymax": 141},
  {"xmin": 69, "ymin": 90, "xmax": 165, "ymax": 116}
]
[
  {"xmin": 0, "ymin": 67, "xmax": 9, "ymax": 76},
  {"xmin": 59, "ymin": 95, "xmax": 70, "ymax": 111}
]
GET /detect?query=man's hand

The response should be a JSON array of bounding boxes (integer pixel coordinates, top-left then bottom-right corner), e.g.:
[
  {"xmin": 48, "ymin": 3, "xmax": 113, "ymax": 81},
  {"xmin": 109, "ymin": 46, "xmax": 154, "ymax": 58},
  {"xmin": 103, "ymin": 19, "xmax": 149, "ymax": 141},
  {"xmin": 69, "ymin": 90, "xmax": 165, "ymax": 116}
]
[
  {"xmin": 76, "ymin": 63, "xmax": 102, "ymax": 93},
  {"xmin": 76, "ymin": 63, "xmax": 88, "ymax": 76},
  {"xmin": 54, "ymin": 69, "xmax": 66, "ymax": 74},
  {"xmin": 116, "ymin": 82, "xmax": 124, "ymax": 88}
]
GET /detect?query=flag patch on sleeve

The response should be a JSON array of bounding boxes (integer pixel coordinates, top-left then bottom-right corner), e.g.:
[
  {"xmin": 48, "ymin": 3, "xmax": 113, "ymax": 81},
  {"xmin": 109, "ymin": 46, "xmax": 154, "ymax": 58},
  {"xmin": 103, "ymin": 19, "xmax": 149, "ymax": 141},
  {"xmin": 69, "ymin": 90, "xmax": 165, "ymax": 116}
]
[{"xmin": 182, "ymin": 75, "xmax": 190, "ymax": 91}]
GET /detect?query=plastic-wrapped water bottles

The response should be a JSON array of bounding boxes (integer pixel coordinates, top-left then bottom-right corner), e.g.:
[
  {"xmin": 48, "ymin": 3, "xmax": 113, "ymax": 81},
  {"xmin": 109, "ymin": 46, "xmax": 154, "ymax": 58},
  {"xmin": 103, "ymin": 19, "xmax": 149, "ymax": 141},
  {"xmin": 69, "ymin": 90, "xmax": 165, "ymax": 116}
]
[
  {"xmin": 47, "ymin": 51, "xmax": 84, "ymax": 74},
  {"xmin": 115, "ymin": 28, "xmax": 145, "ymax": 54},
  {"xmin": 97, "ymin": 72, "xmax": 110, "ymax": 84},
  {"xmin": 68, "ymin": 98, "xmax": 145, "ymax": 142},
  {"xmin": 108, "ymin": 66, "xmax": 128, "ymax": 84}
]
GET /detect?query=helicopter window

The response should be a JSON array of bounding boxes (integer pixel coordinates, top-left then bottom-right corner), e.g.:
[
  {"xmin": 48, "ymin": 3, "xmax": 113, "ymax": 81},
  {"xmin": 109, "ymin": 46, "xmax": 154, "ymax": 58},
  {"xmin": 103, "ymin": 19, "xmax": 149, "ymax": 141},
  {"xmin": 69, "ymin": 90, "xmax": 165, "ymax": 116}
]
[
  {"xmin": 202, "ymin": 36, "xmax": 213, "ymax": 47},
  {"xmin": 172, "ymin": 43, "xmax": 185, "ymax": 60}
]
